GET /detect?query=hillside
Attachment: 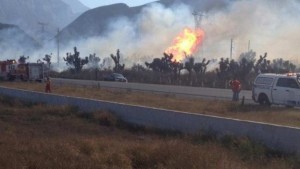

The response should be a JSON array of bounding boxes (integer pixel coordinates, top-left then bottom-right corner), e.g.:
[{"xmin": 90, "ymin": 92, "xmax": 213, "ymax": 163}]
[
  {"xmin": 58, "ymin": 0, "xmax": 234, "ymax": 43},
  {"xmin": 58, "ymin": 3, "xmax": 143, "ymax": 42},
  {"xmin": 0, "ymin": 0, "xmax": 86, "ymax": 39},
  {"xmin": 0, "ymin": 23, "xmax": 41, "ymax": 53},
  {"xmin": 61, "ymin": 0, "xmax": 89, "ymax": 14}
]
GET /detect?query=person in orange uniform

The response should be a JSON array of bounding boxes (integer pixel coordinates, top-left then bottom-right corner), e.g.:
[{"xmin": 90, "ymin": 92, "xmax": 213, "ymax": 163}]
[
  {"xmin": 229, "ymin": 78, "xmax": 241, "ymax": 101},
  {"xmin": 45, "ymin": 77, "xmax": 51, "ymax": 93}
]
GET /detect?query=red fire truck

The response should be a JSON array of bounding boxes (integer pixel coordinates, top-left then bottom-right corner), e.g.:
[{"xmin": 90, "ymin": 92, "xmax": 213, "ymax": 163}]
[{"xmin": 0, "ymin": 60, "xmax": 44, "ymax": 81}]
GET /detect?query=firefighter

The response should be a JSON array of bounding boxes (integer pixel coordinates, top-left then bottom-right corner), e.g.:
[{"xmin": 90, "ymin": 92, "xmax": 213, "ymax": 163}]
[
  {"xmin": 45, "ymin": 77, "xmax": 51, "ymax": 93},
  {"xmin": 229, "ymin": 78, "xmax": 241, "ymax": 101}
]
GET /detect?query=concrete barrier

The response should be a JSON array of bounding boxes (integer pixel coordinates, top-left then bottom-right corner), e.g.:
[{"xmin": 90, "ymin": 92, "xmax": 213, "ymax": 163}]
[
  {"xmin": 52, "ymin": 78, "xmax": 254, "ymax": 103},
  {"xmin": 0, "ymin": 86, "xmax": 299, "ymax": 155}
]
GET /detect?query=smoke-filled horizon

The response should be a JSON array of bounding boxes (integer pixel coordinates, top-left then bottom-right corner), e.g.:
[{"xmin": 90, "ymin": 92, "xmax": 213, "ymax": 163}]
[
  {"xmin": 202, "ymin": 0, "xmax": 300, "ymax": 63},
  {"xmin": 1, "ymin": 0, "xmax": 300, "ymax": 70},
  {"xmin": 69, "ymin": 0, "xmax": 300, "ymax": 67}
]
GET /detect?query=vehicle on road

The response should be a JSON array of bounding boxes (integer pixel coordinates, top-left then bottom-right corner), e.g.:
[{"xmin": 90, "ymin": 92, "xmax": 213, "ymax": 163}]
[
  {"xmin": 103, "ymin": 73, "xmax": 128, "ymax": 82},
  {"xmin": 252, "ymin": 73, "xmax": 300, "ymax": 107},
  {"xmin": 0, "ymin": 60, "xmax": 44, "ymax": 82}
]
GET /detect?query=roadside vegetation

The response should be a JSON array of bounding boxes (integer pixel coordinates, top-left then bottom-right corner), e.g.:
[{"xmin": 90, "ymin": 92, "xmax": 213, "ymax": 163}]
[
  {"xmin": 0, "ymin": 95, "xmax": 299, "ymax": 169},
  {"xmin": 50, "ymin": 49, "xmax": 300, "ymax": 90},
  {"xmin": 1, "ymin": 81, "xmax": 300, "ymax": 128}
]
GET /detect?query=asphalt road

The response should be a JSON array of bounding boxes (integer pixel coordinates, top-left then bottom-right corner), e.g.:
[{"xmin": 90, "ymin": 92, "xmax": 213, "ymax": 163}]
[{"xmin": 52, "ymin": 78, "xmax": 254, "ymax": 104}]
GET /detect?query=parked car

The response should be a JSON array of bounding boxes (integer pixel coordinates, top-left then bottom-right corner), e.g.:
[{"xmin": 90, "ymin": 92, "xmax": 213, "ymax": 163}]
[
  {"xmin": 252, "ymin": 73, "xmax": 300, "ymax": 107},
  {"xmin": 103, "ymin": 73, "xmax": 128, "ymax": 82}
]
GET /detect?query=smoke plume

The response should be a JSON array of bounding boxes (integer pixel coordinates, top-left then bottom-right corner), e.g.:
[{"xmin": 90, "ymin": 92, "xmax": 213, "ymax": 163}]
[
  {"xmin": 65, "ymin": 0, "xmax": 300, "ymax": 68},
  {"xmin": 202, "ymin": 0, "xmax": 300, "ymax": 63},
  {"xmin": 2, "ymin": 0, "xmax": 300, "ymax": 70}
]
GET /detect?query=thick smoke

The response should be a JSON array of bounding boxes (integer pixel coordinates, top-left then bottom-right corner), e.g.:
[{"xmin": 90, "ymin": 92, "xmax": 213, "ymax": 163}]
[
  {"xmin": 0, "ymin": 27, "xmax": 41, "ymax": 59},
  {"xmin": 64, "ymin": 2, "xmax": 194, "ymax": 68},
  {"xmin": 202, "ymin": 0, "xmax": 300, "ymax": 63},
  {"xmin": 65, "ymin": 0, "xmax": 300, "ymax": 69},
  {"xmin": 2, "ymin": 0, "xmax": 300, "ymax": 70}
]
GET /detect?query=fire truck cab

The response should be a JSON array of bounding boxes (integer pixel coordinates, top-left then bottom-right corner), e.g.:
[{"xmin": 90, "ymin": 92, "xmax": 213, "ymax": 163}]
[
  {"xmin": 0, "ymin": 60, "xmax": 16, "ymax": 80},
  {"xmin": 0, "ymin": 60, "xmax": 44, "ymax": 82}
]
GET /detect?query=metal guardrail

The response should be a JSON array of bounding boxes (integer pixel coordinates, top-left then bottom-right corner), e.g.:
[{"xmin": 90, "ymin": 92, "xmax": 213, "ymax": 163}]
[{"xmin": 52, "ymin": 78, "xmax": 255, "ymax": 103}]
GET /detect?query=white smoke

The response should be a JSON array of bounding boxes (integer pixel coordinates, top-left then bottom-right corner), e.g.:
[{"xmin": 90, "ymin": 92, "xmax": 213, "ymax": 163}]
[
  {"xmin": 202, "ymin": 0, "xmax": 300, "ymax": 64},
  {"xmin": 2, "ymin": 0, "xmax": 300, "ymax": 71},
  {"xmin": 0, "ymin": 27, "xmax": 40, "ymax": 59},
  {"xmin": 62, "ymin": 2, "xmax": 194, "ymax": 68},
  {"xmin": 64, "ymin": 0, "xmax": 300, "ymax": 69}
]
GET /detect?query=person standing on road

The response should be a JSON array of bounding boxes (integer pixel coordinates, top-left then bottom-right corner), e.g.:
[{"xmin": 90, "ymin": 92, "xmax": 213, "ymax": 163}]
[
  {"xmin": 45, "ymin": 77, "xmax": 51, "ymax": 93},
  {"xmin": 229, "ymin": 78, "xmax": 241, "ymax": 101}
]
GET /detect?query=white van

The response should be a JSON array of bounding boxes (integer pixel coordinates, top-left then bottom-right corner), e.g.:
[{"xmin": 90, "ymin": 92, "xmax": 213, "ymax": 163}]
[{"xmin": 252, "ymin": 73, "xmax": 300, "ymax": 107}]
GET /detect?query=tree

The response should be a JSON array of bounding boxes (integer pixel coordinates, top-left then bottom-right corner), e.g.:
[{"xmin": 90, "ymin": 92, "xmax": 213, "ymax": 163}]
[
  {"xmin": 18, "ymin": 55, "xmax": 29, "ymax": 64},
  {"xmin": 239, "ymin": 50, "xmax": 256, "ymax": 64},
  {"xmin": 238, "ymin": 57, "xmax": 254, "ymax": 82},
  {"xmin": 271, "ymin": 58, "xmax": 297, "ymax": 73},
  {"xmin": 37, "ymin": 59, "xmax": 44, "ymax": 64},
  {"xmin": 131, "ymin": 64, "xmax": 147, "ymax": 72},
  {"xmin": 170, "ymin": 59, "xmax": 184, "ymax": 83},
  {"xmin": 200, "ymin": 58, "xmax": 210, "ymax": 74},
  {"xmin": 110, "ymin": 49, "xmax": 125, "ymax": 73},
  {"xmin": 234, "ymin": 50, "xmax": 256, "ymax": 81},
  {"xmin": 161, "ymin": 53, "xmax": 173, "ymax": 73},
  {"xmin": 145, "ymin": 53, "xmax": 174, "ymax": 73},
  {"xmin": 184, "ymin": 56, "xmax": 194, "ymax": 85},
  {"xmin": 194, "ymin": 58, "xmax": 210, "ymax": 85},
  {"xmin": 43, "ymin": 53, "xmax": 52, "ymax": 68},
  {"xmin": 145, "ymin": 58, "xmax": 163, "ymax": 72},
  {"xmin": 219, "ymin": 58, "xmax": 229, "ymax": 73},
  {"xmin": 63, "ymin": 47, "xmax": 88, "ymax": 73},
  {"xmin": 254, "ymin": 53, "xmax": 268, "ymax": 73},
  {"xmin": 87, "ymin": 53, "xmax": 101, "ymax": 80},
  {"xmin": 87, "ymin": 53, "xmax": 100, "ymax": 69},
  {"xmin": 145, "ymin": 53, "xmax": 183, "ymax": 84}
]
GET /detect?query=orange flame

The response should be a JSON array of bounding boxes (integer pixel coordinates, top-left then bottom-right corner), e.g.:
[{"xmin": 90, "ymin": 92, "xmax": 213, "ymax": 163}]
[{"xmin": 165, "ymin": 28, "xmax": 205, "ymax": 61}]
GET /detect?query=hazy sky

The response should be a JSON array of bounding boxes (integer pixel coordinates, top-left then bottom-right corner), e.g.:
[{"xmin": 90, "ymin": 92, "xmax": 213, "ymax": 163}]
[{"xmin": 78, "ymin": 0, "xmax": 156, "ymax": 8}]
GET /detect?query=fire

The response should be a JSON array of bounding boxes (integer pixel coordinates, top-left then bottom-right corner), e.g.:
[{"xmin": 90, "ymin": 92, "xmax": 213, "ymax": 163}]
[{"xmin": 165, "ymin": 28, "xmax": 205, "ymax": 61}]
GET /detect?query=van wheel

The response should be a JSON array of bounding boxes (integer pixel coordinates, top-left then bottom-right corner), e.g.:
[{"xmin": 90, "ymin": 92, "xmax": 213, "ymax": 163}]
[{"xmin": 258, "ymin": 94, "xmax": 271, "ymax": 106}]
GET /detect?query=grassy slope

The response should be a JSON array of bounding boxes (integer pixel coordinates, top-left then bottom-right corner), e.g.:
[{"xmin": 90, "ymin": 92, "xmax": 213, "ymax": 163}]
[
  {"xmin": 0, "ymin": 96, "xmax": 298, "ymax": 169},
  {"xmin": 1, "ymin": 81, "xmax": 300, "ymax": 127}
]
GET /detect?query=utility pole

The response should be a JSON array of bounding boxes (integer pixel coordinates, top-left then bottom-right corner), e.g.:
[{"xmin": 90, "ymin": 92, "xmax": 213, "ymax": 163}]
[
  {"xmin": 248, "ymin": 40, "xmax": 251, "ymax": 52},
  {"xmin": 37, "ymin": 22, "xmax": 48, "ymax": 44},
  {"xmin": 38, "ymin": 22, "xmax": 48, "ymax": 33},
  {"xmin": 230, "ymin": 39, "xmax": 233, "ymax": 60},
  {"xmin": 192, "ymin": 11, "xmax": 206, "ymax": 58},
  {"xmin": 56, "ymin": 28, "xmax": 60, "ymax": 64},
  {"xmin": 192, "ymin": 11, "xmax": 205, "ymax": 30}
]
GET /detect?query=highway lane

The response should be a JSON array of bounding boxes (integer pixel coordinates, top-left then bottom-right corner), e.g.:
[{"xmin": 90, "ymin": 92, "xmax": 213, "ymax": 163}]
[{"xmin": 52, "ymin": 78, "xmax": 254, "ymax": 103}]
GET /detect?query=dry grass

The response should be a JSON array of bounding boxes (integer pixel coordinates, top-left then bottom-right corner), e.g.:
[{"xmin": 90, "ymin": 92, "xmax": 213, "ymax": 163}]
[
  {"xmin": 1, "ymin": 81, "xmax": 300, "ymax": 128},
  {"xmin": 0, "ymin": 96, "xmax": 298, "ymax": 169}
]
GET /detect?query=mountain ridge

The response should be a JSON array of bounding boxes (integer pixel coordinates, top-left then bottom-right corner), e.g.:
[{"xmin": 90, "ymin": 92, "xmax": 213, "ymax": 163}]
[
  {"xmin": 58, "ymin": 0, "xmax": 233, "ymax": 43},
  {"xmin": 0, "ymin": 23, "xmax": 41, "ymax": 55},
  {"xmin": 0, "ymin": 0, "xmax": 88, "ymax": 40}
]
